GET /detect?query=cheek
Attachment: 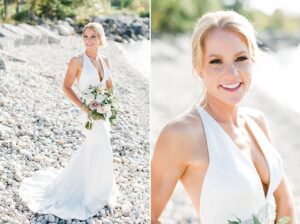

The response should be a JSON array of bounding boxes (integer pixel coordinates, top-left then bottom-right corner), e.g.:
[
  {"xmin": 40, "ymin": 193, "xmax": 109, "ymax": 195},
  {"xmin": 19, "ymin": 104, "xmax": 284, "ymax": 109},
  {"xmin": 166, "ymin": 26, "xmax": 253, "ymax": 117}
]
[
  {"xmin": 202, "ymin": 70, "xmax": 219, "ymax": 89},
  {"xmin": 238, "ymin": 63, "xmax": 253, "ymax": 80}
]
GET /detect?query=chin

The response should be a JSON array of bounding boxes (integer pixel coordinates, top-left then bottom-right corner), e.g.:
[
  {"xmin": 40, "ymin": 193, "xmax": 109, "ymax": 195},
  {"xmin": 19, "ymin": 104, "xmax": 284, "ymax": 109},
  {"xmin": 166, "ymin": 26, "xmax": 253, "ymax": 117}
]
[{"xmin": 220, "ymin": 95, "xmax": 245, "ymax": 106}]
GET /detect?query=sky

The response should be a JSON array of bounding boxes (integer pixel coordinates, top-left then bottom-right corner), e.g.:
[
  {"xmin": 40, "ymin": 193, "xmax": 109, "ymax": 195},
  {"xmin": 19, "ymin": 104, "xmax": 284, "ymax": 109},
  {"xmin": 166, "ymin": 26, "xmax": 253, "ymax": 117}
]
[{"xmin": 248, "ymin": 0, "xmax": 300, "ymax": 15}]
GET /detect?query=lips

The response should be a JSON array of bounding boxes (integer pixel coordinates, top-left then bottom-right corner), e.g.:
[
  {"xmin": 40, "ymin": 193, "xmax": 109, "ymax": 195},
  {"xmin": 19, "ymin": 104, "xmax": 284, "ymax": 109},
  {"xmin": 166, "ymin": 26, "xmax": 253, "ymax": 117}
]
[{"xmin": 219, "ymin": 82, "xmax": 242, "ymax": 91}]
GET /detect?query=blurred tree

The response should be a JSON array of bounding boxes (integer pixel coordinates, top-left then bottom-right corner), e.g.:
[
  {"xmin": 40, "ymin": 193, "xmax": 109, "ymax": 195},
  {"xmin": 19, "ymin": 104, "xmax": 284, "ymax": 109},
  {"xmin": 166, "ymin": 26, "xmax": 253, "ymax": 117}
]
[{"xmin": 152, "ymin": 0, "xmax": 222, "ymax": 33}]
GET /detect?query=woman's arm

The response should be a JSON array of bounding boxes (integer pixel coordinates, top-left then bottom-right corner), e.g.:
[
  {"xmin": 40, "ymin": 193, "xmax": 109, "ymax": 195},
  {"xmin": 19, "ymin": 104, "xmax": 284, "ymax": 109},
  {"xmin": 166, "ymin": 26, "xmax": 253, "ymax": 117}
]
[
  {"xmin": 252, "ymin": 110, "xmax": 297, "ymax": 223},
  {"xmin": 63, "ymin": 56, "xmax": 88, "ymax": 114},
  {"xmin": 274, "ymin": 174, "xmax": 297, "ymax": 223},
  {"xmin": 151, "ymin": 123, "xmax": 188, "ymax": 223},
  {"xmin": 103, "ymin": 57, "xmax": 113, "ymax": 90}
]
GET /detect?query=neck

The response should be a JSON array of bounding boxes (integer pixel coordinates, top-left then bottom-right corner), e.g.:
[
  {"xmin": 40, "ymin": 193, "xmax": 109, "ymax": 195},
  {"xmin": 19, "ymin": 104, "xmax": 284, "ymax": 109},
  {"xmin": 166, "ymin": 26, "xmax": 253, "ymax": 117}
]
[
  {"xmin": 202, "ymin": 93, "xmax": 240, "ymax": 126},
  {"xmin": 85, "ymin": 49, "xmax": 98, "ymax": 59}
]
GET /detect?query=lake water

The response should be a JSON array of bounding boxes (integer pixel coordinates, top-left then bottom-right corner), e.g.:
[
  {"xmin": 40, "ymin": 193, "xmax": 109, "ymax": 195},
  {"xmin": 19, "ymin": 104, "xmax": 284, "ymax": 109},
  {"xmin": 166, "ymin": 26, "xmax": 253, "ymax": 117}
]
[
  {"xmin": 119, "ymin": 40, "xmax": 150, "ymax": 79},
  {"xmin": 254, "ymin": 45, "xmax": 300, "ymax": 114}
]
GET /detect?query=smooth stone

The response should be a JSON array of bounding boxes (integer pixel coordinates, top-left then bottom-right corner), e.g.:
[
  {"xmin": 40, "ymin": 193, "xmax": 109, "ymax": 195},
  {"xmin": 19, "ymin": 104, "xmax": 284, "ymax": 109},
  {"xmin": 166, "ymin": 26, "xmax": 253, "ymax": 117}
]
[
  {"xmin": 14, "ymin": 172, "xmax": 23, "ymax": 182},
  {"xmin": 101, "ymin": 218, "xmax": 112, "ymax": 224},
  {"xmin": 121, "ymin": 203, "xmax": 131, "ymax": 217}
]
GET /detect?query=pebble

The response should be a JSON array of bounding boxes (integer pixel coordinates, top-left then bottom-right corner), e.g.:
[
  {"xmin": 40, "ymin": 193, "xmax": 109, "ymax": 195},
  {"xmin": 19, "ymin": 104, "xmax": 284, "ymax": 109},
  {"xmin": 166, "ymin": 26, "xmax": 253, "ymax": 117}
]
[
  {"xmin": 14, "ymin": 172, "xmax": 23, "ymax": 182},
  {"xmin": 121, "ymin": 203, "xmax": 131, "ymax": 217},
  {"xmin": 0, "ymin": 35, "xmax": 149, "ymax": 223},
  {"xmin": 101, "ymin": 218, "xmax": 112, "ymax": 224}
]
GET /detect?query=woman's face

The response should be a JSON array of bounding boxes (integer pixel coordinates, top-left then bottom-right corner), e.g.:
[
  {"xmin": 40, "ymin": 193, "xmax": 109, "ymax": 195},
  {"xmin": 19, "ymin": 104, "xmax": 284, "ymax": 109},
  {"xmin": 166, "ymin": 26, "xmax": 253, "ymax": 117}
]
[
  {"xmin": 200, "ymin": 29, "xmax": 253, "ymax": 106},
  {"xmin": 83, "ymin": 28, "xmax": 100, "ymax": 50}
]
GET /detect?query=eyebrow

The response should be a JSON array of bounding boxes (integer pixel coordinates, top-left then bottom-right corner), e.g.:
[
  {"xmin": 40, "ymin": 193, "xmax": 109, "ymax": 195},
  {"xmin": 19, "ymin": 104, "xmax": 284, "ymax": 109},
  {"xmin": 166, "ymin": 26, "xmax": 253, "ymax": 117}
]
[{"xmin": 206, "ymin": 50, "xmax": 249, "ymax": 59}]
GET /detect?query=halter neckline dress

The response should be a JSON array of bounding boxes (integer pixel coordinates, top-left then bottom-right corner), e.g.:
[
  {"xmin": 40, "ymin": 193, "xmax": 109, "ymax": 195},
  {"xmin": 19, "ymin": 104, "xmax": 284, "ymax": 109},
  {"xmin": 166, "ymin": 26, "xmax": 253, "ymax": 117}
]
[
  {"xmin": 197, "ymin": 106, "xmax": 283, "ymax": 224},
  {"xmin": 19, "ymin": 51, "xmax": 117, "ymax": 220}
]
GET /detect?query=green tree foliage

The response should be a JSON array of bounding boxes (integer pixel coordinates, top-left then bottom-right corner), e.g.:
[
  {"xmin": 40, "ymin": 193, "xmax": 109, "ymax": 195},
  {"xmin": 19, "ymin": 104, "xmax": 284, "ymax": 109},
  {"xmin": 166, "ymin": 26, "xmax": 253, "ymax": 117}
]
[
  {"xmin": 151, "ymin": 0, "xmax": 222, "ymax": 33},
  {"xmin": 1, "ymin": 0, "xmax": 148, "ymax": 23},
  {"xmin": 152, "ymin": 0, "xmax": 300, "ymax": 35}
]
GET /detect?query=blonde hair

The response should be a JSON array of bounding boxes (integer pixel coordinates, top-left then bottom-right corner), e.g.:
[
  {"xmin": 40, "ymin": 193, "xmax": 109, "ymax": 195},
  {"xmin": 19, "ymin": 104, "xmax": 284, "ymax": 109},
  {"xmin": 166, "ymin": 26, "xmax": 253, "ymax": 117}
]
[
  {"xmin": 192, "ymin": 10, "xmax": 259, "ymax": 74},
  {"xmin": 82, "ymin": 22, "xmax": 107, "ymax": 47}
]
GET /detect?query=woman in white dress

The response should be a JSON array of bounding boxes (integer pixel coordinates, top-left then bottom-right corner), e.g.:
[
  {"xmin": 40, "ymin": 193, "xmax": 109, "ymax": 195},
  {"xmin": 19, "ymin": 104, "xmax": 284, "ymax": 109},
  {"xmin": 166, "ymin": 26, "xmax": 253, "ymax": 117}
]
[
  {"xmin": 151, "ymin": 11, "xmax": 297, "ymax": 223},
  {"xmin": 19, "ymin": 22, "xmax": 117, "ymax": 220}
]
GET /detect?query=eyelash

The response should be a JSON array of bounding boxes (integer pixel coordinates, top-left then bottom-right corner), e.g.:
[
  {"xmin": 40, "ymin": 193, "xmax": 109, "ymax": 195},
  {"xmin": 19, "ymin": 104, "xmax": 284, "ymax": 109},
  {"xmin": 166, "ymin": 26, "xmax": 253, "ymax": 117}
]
[{"xmin": 209, "ymin": 56, "xmax": 248, "ymax": 64}]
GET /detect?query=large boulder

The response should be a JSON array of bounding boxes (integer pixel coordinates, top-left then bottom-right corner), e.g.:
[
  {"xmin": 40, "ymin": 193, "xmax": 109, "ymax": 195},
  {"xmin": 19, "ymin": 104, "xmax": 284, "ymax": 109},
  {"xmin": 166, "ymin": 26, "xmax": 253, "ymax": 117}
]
[
  {"xmin": 91, "ymin": 15, "xmax": 150, "ymax": 42},
  {"xmin": 0, "ymin": 25, "xmax": 22, "ymax": 47},
  {"xmin": 35, "ymin": 25, "xmax": 61, "ymax": 44},
  {"xmin": 54, "ymin": 20, "xmax": 75, "ymax": 36},
  {"xmin": 18, "ymin": 23, "xmax": 47, "ymax": 44},
  {"xmin": 2, "ymin": 23, "xmax": 36, "ymax": 45}
]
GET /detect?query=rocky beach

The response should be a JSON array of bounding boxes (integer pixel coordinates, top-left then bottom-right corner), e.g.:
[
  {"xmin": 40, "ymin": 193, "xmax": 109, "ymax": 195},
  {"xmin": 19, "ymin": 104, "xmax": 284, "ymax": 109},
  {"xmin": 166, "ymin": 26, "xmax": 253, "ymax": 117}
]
[
  {"xmin": 151, "ymin": 35, "xmax": 300, "ymax": 223},
  {"xmin": 0, "ymin": 20, "xmax": 150, "ymax": 224}
]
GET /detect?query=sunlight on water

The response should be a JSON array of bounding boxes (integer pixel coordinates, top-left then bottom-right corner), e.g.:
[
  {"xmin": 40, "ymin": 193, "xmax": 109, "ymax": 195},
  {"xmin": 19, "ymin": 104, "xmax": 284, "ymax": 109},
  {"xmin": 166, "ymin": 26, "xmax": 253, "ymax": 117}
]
[
  {"xmin": 120, "ymin": 40, "xmax": 150, "ymax": 79},
  {"xmin": 254, "ymin": 44, "xmax": 300, "ymax": 113}
]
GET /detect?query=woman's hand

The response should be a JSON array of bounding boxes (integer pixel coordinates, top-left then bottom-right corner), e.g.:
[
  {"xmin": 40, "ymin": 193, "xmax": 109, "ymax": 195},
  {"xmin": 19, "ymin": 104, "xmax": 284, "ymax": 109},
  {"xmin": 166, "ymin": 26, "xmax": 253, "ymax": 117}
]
[{"xmin": 81, "ymin": 104, "xmax": 90, "ymax": 114}]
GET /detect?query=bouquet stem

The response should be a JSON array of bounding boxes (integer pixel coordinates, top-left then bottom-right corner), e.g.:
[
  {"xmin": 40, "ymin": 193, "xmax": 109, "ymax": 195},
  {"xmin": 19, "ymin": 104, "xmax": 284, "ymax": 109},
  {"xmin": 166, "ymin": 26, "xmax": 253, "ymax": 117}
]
[{"xmin": 85, "ymin": 121, "xmax": 93, "ymax": 130}]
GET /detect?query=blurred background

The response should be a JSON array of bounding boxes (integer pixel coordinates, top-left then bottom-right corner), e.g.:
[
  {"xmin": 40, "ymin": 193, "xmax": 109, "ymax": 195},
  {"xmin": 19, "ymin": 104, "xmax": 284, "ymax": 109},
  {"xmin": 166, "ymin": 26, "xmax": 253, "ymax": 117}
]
[
  {"xmin": 151, "ymin": 0, "xmax": 300, "ymax": 223},
  {"xmin": 0, "ymin": 0, "xmax": 150, "ymax": 77}
]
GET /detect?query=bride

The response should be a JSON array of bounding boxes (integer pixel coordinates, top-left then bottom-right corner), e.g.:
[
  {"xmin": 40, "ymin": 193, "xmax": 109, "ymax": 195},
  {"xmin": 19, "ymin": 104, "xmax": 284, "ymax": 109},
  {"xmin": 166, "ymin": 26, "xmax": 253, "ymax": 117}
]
[
  {"xmin": 151, "ymin": 11, "xmax": 297, "ymax": 224},
  {"xmin": 19, "ymin": 22, "xmax": 117, "ymax": 220}
]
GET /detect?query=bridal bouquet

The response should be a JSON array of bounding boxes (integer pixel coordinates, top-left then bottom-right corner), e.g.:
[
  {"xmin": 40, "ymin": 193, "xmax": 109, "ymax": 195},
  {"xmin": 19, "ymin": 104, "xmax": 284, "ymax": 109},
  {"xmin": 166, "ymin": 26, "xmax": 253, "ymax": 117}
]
[
  {"xmin": 228, "ymin": 216, "xmax": 290, "ymax": 224},
  {"xmin": 81, "ymin": 85, "xmax": 118, "ymax": 130}
]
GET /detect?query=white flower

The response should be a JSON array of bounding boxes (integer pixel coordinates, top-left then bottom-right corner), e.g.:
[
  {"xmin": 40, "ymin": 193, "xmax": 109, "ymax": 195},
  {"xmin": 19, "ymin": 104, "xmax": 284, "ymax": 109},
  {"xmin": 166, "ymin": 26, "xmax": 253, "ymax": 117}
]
[
  {"xmin": 96, "ymin": 94, "xmax": 105, "ymax": 103},
  {"xmin": 97, "ymin": 105, "xmax": 105, "ymax": 114},
  {"xmin": 84, "ymin": 94, "xmax": 95, "ymax": 104},
  {"xmin": 106, "ymin": 110, "xmax": 112, "ymax": 118},
  {"xmin": 104, "ymin": 104, "xmax": 111, "ymax": 113}
]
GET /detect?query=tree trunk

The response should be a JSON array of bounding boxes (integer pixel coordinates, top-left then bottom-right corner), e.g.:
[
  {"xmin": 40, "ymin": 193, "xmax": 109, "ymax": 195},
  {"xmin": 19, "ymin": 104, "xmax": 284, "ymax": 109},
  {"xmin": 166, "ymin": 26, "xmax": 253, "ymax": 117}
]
[
  {"xmin": 16, "ymin": 0, "xmax": 20, "ymax": 15},
  {"xmin": 3, "ymin": 0, "xmax": 7, "ymax": 20}
]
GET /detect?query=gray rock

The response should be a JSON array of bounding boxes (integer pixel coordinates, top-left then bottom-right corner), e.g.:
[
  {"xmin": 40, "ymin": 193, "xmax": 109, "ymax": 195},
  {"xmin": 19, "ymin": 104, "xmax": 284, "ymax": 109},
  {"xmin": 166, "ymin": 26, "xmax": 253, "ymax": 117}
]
[
  {"xmin": 101, "ymin": 218, "xmax": 112, "ymax": 224},
  {"xmin": 14, "ymin": 172, "xmax": 23, "ymax": 182},
  {"xmin": 121, "ymin": 203, "xmax": 131, "ymax": 217},
  {"xmin": 0, "ymin": 58, "xmax": 6, "ymax": 70},
  {"xmin": 0, "ymin": 25, "xmax": 22, "ymax": 47},
  {"xmin": 18, "ymin": 23, "xmax": 47, "ymax": 44},
  {"xmin": 35, "ymin": 25, "xmax": 61, "ymax": 44},
  {"xmin": 47, "ymin": 214, "xmax": 56, "ymax": 222},
  {"xmin": 55, "ymin": 21, "xmax": 75, "ymax": 36},
  {"xmin": 2, "ymin": 23, "xmax": 36, "ymax": 45}
]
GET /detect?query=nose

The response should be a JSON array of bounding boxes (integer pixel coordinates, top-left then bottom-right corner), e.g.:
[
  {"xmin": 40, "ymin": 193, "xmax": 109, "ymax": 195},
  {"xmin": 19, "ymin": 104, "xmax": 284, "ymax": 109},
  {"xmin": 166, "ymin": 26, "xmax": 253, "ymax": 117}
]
[{"xmin": 226, "ymin": 63, "xmax": 238, "ymax": 76}]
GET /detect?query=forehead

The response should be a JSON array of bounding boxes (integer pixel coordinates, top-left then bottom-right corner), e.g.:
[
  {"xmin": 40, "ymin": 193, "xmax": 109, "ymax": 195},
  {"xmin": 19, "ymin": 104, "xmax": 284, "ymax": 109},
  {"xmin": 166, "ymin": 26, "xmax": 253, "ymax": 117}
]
[
  {"xmin": 84, "ymin": 27, "xmax": 97, "ymax": 35},
  {"xmin": 203, "ymin": 29, "xmax": 249, "ymax": 57}
]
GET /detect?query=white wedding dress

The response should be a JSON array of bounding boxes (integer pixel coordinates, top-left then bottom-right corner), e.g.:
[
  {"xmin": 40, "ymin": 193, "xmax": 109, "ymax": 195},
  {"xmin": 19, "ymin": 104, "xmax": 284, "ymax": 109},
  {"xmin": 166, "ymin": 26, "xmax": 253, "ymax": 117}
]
[
  {"xmin": 19, "ymin": 52, "xmax": 117, "ymax": 220},
  {"xmin": 197, "ymin": 107, "xmax": 283, "ymax": 224}
]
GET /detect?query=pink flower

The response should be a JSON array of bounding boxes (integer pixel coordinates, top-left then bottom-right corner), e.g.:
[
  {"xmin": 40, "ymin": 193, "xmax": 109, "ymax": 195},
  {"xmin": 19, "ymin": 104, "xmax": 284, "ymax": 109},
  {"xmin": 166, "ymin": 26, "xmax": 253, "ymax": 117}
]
[{"xmin": 89, "ymin": 100, "xmax": 100, "ymax": 110}]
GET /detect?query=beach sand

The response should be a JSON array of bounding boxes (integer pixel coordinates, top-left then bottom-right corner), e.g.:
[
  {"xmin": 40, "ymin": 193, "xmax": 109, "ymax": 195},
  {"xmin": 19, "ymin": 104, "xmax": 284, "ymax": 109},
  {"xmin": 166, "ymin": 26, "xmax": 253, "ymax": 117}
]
[{"xmin": 151, "ymin": 35, "xmax": 300, "ymax": 223}]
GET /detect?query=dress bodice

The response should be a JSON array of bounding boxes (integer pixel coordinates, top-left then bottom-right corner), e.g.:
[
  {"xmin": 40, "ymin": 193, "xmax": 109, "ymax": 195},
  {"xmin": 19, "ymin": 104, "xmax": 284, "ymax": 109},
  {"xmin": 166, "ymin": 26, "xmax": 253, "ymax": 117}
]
[
  {"xmin": 197, "ymin": 107, "xmax": 283, "ymax": 224},
  {"xmin": 78, "ymin": 52, "xmax": 111, "ymax": 91}
]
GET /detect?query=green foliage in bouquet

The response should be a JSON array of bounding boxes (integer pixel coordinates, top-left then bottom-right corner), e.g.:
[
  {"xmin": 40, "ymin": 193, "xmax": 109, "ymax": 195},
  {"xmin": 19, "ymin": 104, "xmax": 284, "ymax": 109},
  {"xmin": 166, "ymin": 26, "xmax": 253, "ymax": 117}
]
[
  {"xmin": 82, "ymin": 85, "xmax": 119, "ymax": 130},
  {"xmin": 228, "ymin": 215, "xmax": 291, "ymax": 224}
]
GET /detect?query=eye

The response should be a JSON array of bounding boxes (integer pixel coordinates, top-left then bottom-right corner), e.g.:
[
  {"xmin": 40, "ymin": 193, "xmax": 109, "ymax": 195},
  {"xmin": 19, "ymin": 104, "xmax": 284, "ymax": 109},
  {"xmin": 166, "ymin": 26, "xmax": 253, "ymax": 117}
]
[
  {"xmin": 209, "ymin": 59, "xmax": 222, "ymax": 64},
  {"xmin": 235, "ymin": 56, "xmax": 248, "ymax": 62},
  {"xmin": 91, "ymin": 35, "xmax": 96, "ymax": 39},
  {"xmin": 83, "ymin": 35, "xmax": 88, "ymax": 38}
]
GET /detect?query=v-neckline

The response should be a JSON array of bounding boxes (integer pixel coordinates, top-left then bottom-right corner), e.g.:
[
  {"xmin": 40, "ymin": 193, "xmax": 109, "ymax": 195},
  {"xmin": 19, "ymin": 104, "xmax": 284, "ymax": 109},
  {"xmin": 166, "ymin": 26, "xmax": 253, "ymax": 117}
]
[
  {"xmin": 85, "ymin": 52, "xmax": 105, "ymax": 84},
  {"xmin": 199, "ymin": 107, "xmax": 272, "ymax": 200}
]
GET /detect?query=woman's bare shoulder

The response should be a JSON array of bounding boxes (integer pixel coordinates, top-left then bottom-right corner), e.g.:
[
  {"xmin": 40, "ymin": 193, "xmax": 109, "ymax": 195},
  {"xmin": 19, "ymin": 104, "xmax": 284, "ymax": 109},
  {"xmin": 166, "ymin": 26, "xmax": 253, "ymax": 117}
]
[
  {"xmin": 69, "ymin": 54, "xmax": 83, "ymax": 67},
  {"xmin": 155, "ymin": 108, "xmax": 206, "ymax": 156},
  {"xmin": 241, "ymin": 107, "xmax": 272, "ymax": 141}
]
